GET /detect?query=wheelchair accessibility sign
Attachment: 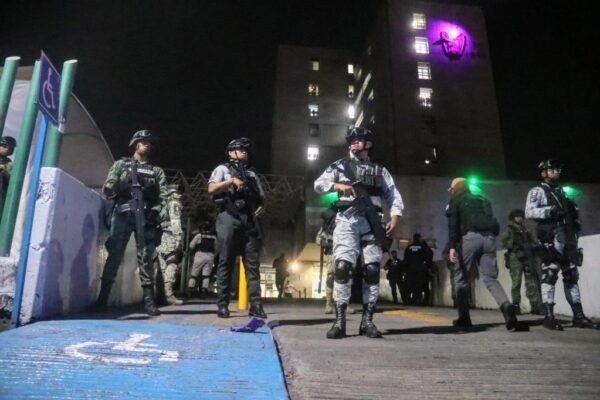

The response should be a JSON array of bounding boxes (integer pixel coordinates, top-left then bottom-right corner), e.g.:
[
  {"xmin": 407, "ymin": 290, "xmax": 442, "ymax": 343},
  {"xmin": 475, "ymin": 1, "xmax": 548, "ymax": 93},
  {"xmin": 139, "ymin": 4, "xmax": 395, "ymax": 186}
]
[
  {"xmin": 38, "ymin": 51, "xmax": 61, "ymax": 125},
  {"xmin": 64, "ymin": 332, "xmax": 179, "ymax": 365}
]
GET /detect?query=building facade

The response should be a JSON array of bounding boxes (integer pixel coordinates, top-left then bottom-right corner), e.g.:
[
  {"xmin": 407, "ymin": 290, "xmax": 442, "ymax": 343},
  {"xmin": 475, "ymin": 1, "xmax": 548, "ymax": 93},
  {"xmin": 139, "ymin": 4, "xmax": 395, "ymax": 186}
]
[{"xmin": 272, "ymin": 0, "xmax": 506, "ymax": 179}]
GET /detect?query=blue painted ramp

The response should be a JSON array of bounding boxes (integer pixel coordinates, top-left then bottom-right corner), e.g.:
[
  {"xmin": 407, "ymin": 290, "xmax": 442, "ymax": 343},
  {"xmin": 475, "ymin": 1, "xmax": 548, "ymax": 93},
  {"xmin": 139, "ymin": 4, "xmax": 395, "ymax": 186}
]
[{"xmin": 0, "ymin": 320, "xmax": 287, "ymax": 399}]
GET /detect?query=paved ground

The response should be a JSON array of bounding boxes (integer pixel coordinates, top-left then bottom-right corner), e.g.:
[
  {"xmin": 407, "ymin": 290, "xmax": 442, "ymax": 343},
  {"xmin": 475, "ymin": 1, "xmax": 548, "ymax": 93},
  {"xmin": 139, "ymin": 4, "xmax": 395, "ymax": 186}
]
[{"xmin": 2, "ymin": 299, "xmax": 600, "ymax": 399}]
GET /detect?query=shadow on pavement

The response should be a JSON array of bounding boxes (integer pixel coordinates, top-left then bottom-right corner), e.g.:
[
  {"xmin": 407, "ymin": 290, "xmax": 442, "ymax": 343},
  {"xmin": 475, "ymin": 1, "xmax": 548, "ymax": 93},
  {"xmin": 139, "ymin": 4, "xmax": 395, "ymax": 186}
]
[
  {"xmin": 384, "ymin": 322, "xmax": 505, "ymax": 335},
  {"xmin": 268, "ymin": 318, "xmax": 333, "ymax": 329}
]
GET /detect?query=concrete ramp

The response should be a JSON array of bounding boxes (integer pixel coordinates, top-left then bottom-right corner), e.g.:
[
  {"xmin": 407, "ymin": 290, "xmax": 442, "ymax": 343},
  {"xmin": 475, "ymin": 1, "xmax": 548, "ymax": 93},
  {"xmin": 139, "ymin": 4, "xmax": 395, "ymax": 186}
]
[{"xmin": 0, "ymin": 319, "xmax": 287, "ymax": 399}]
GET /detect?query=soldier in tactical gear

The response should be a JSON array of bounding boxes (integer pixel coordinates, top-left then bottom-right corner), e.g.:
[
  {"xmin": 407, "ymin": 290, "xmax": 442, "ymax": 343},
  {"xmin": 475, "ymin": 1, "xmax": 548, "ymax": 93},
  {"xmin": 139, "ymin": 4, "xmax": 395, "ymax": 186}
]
[
  {"xmin": 446, "ymin": 177, "xmax": 522, "ymax": 331},
  {"xmin": 316, "ymin": 207, "xmax": 336, "ymax": 313},
  {"xmin": 314, "ymin": 127, "xmax": 404, "ymax": 339},
  {"xmin": 0, "ymin": 136, "xmax": 17, "ymax": 216},
  {"xmin": 383, "ymin": 250, "xmax": 402, "ymax": 304},
  {"xmin": 188, "ymin": 221, "xmax": 217, "ymax": 298},
  {"xmin": 525, "ymin": 160, "xmax": 597, "ymax": 330},
  {"xmin": 156, "ymin": 183, "xmax": 185, "ymax": 305},
  {"xmin": 208, "ymin": 137, "xmax": 267, "ymax": 319},
  {"xmin": 501, "ymin": 209, "xmax": 542, "ymax": 315},
  {"xmin": 89, "ymin": 129, "xmax": 167, "ymax": 316}
]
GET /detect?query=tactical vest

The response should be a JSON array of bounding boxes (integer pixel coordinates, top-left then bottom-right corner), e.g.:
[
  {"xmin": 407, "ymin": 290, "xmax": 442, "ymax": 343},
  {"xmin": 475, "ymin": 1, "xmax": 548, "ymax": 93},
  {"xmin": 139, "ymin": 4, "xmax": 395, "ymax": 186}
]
[
  {"xmin": 536, "ymin": 183, "xmax": 580, "ymax": 243},
  {"xmin": 196, "ymin": 232, "xmax": 216, "ymax": 253},
  {"xmin": 345, "ymin": 159, "xmax": 384, "ymax": 196},
  {"xmin": 458, "ymin": 193, "xmax": 499, "ymax": 235},
  {"xmin": 118, "ymin": 158, "xmax": 160, "ymax": 204},
  {"xmin": 214, "ymin": 162, "xmax": 261, "ymax": 214}
]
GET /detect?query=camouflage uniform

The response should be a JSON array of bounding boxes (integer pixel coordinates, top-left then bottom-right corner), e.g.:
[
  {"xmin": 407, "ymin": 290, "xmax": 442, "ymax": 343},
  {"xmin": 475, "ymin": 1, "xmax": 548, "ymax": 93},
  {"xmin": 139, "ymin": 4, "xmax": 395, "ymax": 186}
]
[
  {"xmin": 0, "ymin": 154, "xmax": 11, "ymax": 214},
  {"xmin": 316, "ymin": 227, "xmax": 334, "ymax": 313},
  {"xmin": 157, "ymin": 195, "xmax": 183, "ymax": 304},
  {"xmin": 101, "ymin": 158, "xmax": 167, "ymax": 287},
  {"xmin": 501, "ymin": 221, "xmax": 542, "ymax": 313}
]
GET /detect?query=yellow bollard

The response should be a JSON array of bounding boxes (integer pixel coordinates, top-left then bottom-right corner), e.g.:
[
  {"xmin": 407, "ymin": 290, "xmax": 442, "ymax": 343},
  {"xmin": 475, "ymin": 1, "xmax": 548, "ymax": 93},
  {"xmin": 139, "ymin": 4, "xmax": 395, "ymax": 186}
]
[{"xmin": 238, "ymin": 258, "xmax": 248, "ymax": 310}]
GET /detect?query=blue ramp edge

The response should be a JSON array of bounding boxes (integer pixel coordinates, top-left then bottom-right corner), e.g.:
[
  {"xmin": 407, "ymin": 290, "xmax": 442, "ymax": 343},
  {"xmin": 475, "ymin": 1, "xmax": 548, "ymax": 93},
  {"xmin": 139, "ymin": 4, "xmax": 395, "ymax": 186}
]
[{"xmin": 0, "ymin": 320, "xmax": 288, "ymax": 399}]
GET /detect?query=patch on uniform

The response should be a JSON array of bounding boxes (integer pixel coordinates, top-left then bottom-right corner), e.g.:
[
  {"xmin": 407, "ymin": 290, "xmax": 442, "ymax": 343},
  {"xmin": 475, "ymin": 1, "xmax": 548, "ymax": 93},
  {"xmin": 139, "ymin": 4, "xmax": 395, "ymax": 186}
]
[
  {"xmin": 325, "ymin": 165, "xmax": 335, "ymax": 173},
  {"xmin": 528, "ymin": 189, "xmax": 540, "ymax": 202}
]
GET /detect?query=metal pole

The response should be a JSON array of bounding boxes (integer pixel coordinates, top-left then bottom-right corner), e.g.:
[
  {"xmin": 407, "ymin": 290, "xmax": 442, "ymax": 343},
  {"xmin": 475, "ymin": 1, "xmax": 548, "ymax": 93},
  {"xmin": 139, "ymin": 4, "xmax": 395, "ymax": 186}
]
[
  {"xmin": 0, "ymin": 56, "xmax": 21, "ymax": 137},
  {"xmin": 0, "ymin": 60, "xmax": 41, "ymax": 256},
  {"xmin": 238, "ymin": 258, "xmax": 248, "ymax": 310},
  {"xmin": 180, "ymin": 217, "xmax": 191, "ymax": 294},
  {"xmin": 43, "ymin": 59, "xmax": 77, "ymax": 167},
  {"xmin": 10, "ymin": 115, "xmax": 49, "ymax": 328}
]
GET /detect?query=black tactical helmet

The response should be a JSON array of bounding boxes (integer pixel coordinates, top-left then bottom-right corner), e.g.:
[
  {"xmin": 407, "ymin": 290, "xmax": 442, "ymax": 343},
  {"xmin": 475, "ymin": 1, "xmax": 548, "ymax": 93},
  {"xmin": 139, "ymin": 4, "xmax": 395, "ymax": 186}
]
[
  {"xmin": 226, "ymin": 137, "xmax": 253, "ymax": 154},
  {"xmin": 508, "ymin": 209, "xmax": 525, "ymax": 220},
  {"xmin": 345, "ymin": 127, "xmax": 374, "ymax": 146},
  {"xmin": 129, "ymin": 129, "xmax": 156, "ymax": 151},
  {"xmin": 537, "ymin": 159, "xmax": 563, "ymax": 171},
  {"xmin": 0, "ymin": 136, "xmax": 17, "ymax": 149},
  {"xmin": 167, "ymin": 183, "xmax": 185, "ymax": 195}
]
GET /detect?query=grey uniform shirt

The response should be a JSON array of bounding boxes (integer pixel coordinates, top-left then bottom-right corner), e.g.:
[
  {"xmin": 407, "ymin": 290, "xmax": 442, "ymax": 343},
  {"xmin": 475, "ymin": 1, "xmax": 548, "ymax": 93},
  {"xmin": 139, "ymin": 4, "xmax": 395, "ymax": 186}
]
[
  {"xmin": 313, "ymin": 152, "xmax": 404, "ymax": 216},
  {"xmin": 525, "ymin": 182, "xmax": 558, "ymax": 220},
  {"xmin": 208, "ymin": 164, "xmax": 266, "ymax": 199}
]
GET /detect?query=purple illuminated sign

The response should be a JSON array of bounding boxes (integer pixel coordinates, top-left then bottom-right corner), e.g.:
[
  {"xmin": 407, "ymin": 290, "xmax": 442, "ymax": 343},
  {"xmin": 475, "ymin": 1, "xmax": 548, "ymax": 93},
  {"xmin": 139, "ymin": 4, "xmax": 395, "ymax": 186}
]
[{"xmin": 428, "ymin": 21, "xmax": 471, "ymax": 61}]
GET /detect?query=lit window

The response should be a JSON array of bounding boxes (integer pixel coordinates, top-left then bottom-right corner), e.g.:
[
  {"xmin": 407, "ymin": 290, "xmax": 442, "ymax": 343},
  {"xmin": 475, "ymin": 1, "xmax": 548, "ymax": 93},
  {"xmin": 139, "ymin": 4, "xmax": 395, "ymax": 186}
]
[
  {"xmin": 347, "ymin": 63, "xmax": 354, "ymax": 74},
  {"xmin": 368, "ymin": 89, "xmax": 375, "ymax": 101},
  {"xmin": 307, "ymin": 146, "xmax": 319, "ymax": 161},
  {"xmin": 356, "ymin": 67, "xmax": 362, "ymax": 81},
  {"xmin": 308, "ymin": 123, "xmax": 320, "ymax": 137},
  {"xmin": 312, "ymin": 59, "xmax": 320, "ymax": 71},
  {"xmin": 415, "ymin": 37, "xmax": 429, "ymax": 54},
  {"xmin": 308, "ymin": 83, "xmax": 319, "ymax": 96},
  {"xmin": 417, "ymin": 62, "xmax": 431, "ymax": 80},
  {"xmin": 419, "ymin": 88, "xmax": 433, "ymax": 107},
  {"xmin": 308, "ymin": 104, "xmax": 319, "ymax": 117},
  {"xmin": 348, "ymin": 84, "xmax": 355, "ymax": 98},
  {"xmin": 412, "ymin": 13, "xmax": 426, "ymax": 29},
  {"xmin": 348, "ymin": 105, "xmax": 356, "ymax": 119}
]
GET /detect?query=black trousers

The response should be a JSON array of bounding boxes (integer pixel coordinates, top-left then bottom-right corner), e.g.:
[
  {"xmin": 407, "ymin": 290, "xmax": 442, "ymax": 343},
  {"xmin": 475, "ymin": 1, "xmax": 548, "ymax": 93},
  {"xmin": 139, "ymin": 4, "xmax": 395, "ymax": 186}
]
[{"xmin": 215, "ymin": 211, "xmax": 262, "ymax": 307}]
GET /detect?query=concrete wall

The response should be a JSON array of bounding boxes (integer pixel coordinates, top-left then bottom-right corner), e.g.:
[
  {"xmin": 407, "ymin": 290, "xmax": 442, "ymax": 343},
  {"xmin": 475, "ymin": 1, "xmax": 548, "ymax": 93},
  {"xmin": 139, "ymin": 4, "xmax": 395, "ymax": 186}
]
[
  {"xmin": 14, "ymin": 168, "xmax": 141, "ymax": 324},
  {"xmin": 380, "ymin": 234, "xmax": 600, "ymax": 319}
]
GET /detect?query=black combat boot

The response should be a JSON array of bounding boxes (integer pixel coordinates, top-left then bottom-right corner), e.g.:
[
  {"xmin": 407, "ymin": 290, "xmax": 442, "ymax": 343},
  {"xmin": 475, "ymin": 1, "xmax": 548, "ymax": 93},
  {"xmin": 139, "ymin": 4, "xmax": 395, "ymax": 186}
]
[
  {"xmin": 326, "ymin": 302, "xmax": 347, "ymax": 339},
  {"xmin": 249, "ymin": 302, "xmax": 267, "ymax": 319},
  {"xmin": 530, "ymin": 302, "xmax": 544, "ymax": 315},
  {"xmin": 142, "ymin": 286, "xmax": 161, "ymax": 316},
  {"xmin": 358, "ymin": 302, "xmax": 383, "ymax": 338},
  {"xmin": 513, "ymin": 303, "xmax": 521, "ymax": 315},
  {"xmin": 542, "ymin": 303, "xmax": 563, "ymax": 331},
  {"xmin": 217, "ymin": 304, "xmax": 230, "ymax": 318},
  {"xmin": 571, "ymin": 303, "xmax": 598, "ymax": 329},
  {"xmin": 500, "ymin": 302, "xmax": 518, "ymax": 331},
  {"xmin": 87, "ymin": 281, "xmax": 112, "ymax": 312},
  {"xmin": 453, "ymin": 305, "xmax": 472, "ymax": 328}
]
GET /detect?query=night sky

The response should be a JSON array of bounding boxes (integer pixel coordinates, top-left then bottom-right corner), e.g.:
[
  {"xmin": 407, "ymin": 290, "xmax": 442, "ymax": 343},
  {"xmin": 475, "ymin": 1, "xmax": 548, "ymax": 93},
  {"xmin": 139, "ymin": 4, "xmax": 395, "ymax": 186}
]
[{"xmin": 1, "ymin": 1, "xmax": 597, "ymax": 182}]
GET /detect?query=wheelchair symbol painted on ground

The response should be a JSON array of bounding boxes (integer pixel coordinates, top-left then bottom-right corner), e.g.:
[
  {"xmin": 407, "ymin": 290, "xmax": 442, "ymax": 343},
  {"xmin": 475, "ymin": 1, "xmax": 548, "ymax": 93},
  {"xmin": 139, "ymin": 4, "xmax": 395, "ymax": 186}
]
[{"xmin": 64, "ymin": 333, "xmax": 179, "ymax": 365}]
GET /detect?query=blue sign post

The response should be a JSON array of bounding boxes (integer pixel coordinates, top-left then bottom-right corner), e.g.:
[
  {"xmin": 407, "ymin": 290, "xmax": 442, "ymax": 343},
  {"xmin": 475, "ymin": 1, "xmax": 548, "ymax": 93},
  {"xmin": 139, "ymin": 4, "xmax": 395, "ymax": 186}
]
[
  {"xmin": 38, "ymin": 51, "xmax": 60, "ymax": 125},
  {"xmin": 10, "ymin": 51, "xmax": 61, "ymax": 328}
]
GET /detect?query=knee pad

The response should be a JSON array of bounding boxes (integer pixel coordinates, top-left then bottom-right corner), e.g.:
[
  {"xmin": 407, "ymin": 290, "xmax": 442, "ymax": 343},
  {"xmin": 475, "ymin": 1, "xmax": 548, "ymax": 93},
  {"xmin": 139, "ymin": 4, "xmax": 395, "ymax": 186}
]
[
  {"xmin": 334, "ymin": 260, "xmax": 353, "ymax": 283},
  {"xmin": 363, "ymin": 262, "xmax": 381, "ymax": 285},
  {"xmin": 326, "ymin": 273, "xmax": 334, "ymax": 289},
  {"xmin": 562, "ymin": 268, "xmax": 579, "ymax": 285},
  {"xmin": 541, "ymin": 268, "xmax": 559, "ymax": 285}
]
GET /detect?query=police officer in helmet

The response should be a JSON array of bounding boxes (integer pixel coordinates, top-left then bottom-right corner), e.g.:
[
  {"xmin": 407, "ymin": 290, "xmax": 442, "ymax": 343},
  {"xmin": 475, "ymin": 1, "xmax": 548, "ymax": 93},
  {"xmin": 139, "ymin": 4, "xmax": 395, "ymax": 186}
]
[
  {"xmin": 89, "ymin": 129, "xmax": 167, "ymax": 316},
  {"xmin": 525, "ymin": 160, "xmax": 597, "ymax": 329},
  {"xmin": 446, "ymin": 177, "xmax": 521, "ymax": 331},
  {"xmin": 208, "ymin": 137, "xmax": 267, "ymax": 319},
  {"xmin": 314, "ymin": 127, "xmax": 404, "ymax": 339}
]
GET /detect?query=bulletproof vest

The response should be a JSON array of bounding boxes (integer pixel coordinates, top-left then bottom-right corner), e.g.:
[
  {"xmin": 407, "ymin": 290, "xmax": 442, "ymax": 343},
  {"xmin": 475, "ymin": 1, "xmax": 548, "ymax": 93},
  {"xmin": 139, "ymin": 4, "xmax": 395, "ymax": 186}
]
[
  {"xmin": 507, "ymin": 224, "xmax": 531, "ymax": 250},
  {"xmin": 346, "ymin": 159, "xmax": 384, "ymax": 196},
  {"xmin": 537, "ymin": 183, "xmax": 580, "ymax": 242},
  {"xmin": 197, "ymin": 232, "xmax": 216, "ymax": 252},
  {"xmin": 121, "ymin": 158, "xmax": 160, "ymax": 204},
  {"xmin": 457, "ymin": 193, "xmax": 499, "ymax": 235},
  {"xmin": 214, "ymin": 162, "xmax": 261, "ymax": 213}
]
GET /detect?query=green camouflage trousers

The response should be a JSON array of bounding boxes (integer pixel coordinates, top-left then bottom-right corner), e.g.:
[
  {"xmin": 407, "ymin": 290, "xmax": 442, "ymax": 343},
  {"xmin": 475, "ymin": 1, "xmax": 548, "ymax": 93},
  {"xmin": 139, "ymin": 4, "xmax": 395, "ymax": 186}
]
[
  {"xmin": 102, "ymin": 210, "xmax": 158, "ymax": 287},
  {"xmin": 157, "ymin": 230, "xmax": 181, "ymax": 286},
  {"xmin": 508, "ymin": 253, "xmax": 541, "ymax": 307}
]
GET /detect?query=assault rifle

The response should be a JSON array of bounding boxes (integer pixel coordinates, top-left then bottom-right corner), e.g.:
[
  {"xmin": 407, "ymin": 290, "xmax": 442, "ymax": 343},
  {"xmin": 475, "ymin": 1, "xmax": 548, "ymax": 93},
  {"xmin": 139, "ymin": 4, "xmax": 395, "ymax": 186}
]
[
  {"xmin": 225, "ymin": 161, "xmax": 263, "ymax": 239},
  {"xmin": 340, "ymin": 159, "xmax": 392, "ymax": 252},
  {"xmin": 546, "ymin": 188, "xmax": 583, "ymax": 266},
  {"xmin": 130, "ymin": 162, "xmax": 146, "ymax": 251}
]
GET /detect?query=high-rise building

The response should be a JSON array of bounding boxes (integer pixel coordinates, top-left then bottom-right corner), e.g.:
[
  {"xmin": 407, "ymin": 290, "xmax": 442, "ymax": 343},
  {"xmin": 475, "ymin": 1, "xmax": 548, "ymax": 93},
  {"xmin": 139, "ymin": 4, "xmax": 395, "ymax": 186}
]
[
  {"xmin": 272, "ymin": 0, "xmax": 506, "ymax": 179},
  {"xmin": 271, "ymin": 45, "xmax": 356, "ymax": 178}
]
